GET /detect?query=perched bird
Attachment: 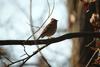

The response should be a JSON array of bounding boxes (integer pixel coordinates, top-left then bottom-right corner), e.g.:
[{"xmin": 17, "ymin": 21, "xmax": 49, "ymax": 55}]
[
  {"xmin": 36, "ymin": 18, "xmax": 57, "ymax": 66},
  {"xmin": 37, "ymin": 18, "xmax": 58, "ymax": 39}
]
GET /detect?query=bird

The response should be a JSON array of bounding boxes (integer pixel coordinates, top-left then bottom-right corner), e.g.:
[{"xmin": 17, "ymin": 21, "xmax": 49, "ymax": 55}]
[
  {"xmin": 36, "ymin": 18, "xmax": 57, "ymax": 66},
  {"xmin": 37, "ymin": 18, "xmax": 58, "ymax": 39}
]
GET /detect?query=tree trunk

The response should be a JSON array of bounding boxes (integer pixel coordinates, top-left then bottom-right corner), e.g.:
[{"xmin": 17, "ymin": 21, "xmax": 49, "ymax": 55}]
[{"xmin": 66, "ymin": 0, "xmax": 100, "ymax": 67}]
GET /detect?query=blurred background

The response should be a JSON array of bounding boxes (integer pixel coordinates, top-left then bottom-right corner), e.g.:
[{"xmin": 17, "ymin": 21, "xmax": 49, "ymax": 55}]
[{"xmin": 0, "ymin": 0, "xmax": 73, "ymax": 67}]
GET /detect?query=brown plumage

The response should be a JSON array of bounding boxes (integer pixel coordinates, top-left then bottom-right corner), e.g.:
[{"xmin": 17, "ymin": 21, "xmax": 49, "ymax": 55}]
[
  {"xmin": 38, "ymin": 18, "xmax": 58, "ymax": 39},
  {"xmin": 36, "ymin": 18, "xmax": 57, "ymax": 66}
]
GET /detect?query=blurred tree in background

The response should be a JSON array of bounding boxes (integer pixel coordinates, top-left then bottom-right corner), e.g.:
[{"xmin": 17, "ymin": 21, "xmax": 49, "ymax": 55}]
[{"xmin": 67, "ymin": 0, "xmax": 100, "ymax": 67}]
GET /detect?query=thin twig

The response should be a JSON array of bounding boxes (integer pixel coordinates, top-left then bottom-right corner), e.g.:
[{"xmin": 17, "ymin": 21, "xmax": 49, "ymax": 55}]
[
  {"xmin": 7, "ymin": 44, "xmax": 49, "ymax": 67},
  {"xmin": 47, "ymin": 0, "xmax": 50, "ymax": 15},
  {"xmin": 2, "ymin": 56, "xmax": 12, "ymax": 63},
  {"xmin": 22, "ymin": 0, "xmax": 33, "ymax": 57},
  {"xmin": 22, "ymin": 45, "xmax": 29, "ymax": 56},
  {"xmin": 21, "ymin": 0, "xmax": 34, "ymax": 65},
  {"xmin": 85, "ymin": 48, "xmax": 99, "ymax": 67},
  {"xmin": 36, "ymin": 45, "xmax": 51, "ymax": 67},
  {"xmin": 85, "ymin": 38, "xmax": 96, "ymax": 47},
  {"xmin": 19, "ymin": 44, "xmax": 50, "ymax": 67}
]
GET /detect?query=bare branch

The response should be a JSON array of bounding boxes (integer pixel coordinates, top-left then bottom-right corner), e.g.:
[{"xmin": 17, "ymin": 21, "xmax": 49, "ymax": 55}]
[
  {"xmin": 0, "ymin": 32, "xmax": 100, "ymax": 45},
  {"xmin": 8, "ymin": 44, "xmax": 49, "ymax": 67}
]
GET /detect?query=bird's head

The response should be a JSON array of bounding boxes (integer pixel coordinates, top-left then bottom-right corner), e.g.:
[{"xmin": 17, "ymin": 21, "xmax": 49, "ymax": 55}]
[{"xmin": 51, "ymin": 18, "xmax": 58, "ymax": 23}]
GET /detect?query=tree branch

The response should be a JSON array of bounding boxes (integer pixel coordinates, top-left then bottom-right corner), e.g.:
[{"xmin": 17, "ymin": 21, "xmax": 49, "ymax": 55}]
[{"xmin": 0, "ymin": 32, "xmax": 100, "ymax": 45}]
